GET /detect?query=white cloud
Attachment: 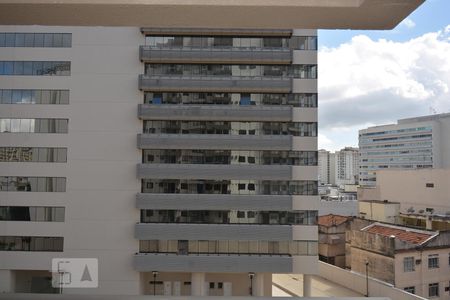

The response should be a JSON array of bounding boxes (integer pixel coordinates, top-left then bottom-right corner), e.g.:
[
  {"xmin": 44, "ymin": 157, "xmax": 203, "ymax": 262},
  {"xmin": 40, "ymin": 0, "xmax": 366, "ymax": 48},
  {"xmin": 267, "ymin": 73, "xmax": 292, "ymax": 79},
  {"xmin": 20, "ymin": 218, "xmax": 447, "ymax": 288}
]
[
  {"xmin": 318, "ymin": 26, "xmax": 450, "ymax": 151},
  {"xmin": 400, "ymin": 18, "xmax": 416, "ymax": 29}
]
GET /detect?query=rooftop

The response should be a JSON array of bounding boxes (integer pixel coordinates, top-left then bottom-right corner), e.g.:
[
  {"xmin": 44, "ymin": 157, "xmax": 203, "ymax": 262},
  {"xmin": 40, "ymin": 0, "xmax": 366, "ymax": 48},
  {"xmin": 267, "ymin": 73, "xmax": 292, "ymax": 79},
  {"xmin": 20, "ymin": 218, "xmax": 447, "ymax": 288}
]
[
  {"xmin": 318, "ymin": 214, "xmax": 351, "ymax": 227},
  {"xmin": 362, "ymin": 223, "xmax": 436, "ymax": 245},
  {"xmin": 0, "ymin": 0, "xmax": 424, "ymax": 29}
]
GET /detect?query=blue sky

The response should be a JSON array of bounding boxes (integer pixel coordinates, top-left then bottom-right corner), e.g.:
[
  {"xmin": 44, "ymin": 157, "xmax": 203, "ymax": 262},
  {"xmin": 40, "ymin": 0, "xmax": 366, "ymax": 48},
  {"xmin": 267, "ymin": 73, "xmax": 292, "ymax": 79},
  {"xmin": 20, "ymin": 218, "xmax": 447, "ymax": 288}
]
[
  {"xmin": 319, "ymin": 0, "xmax": 450, "ymax": 48},
  {"xmin": 316, "ymin": 0, "xmax": 450, "ymax": 151}
]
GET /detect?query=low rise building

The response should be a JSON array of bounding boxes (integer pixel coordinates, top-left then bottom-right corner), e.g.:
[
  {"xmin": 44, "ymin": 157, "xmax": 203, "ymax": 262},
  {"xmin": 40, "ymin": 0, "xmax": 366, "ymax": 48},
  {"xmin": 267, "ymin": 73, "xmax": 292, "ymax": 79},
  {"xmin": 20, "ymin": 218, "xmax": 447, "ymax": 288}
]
[
  {"xmin": 318, "ymin": 214, "xmax": 352, "ymax": 268},
  {"xmin": 359, "ymin": 200, "xmax": 400, "ymax": 224},
  {"xmin": 358, "ymin": 168, "xmax": 450, "ymax": 230},
  {"xmin": 335, "ymin": 147, "xmax": 359, "ymax": 186},
  {"xmin": 347, "ymin": 222, "xmax": 450, "ymax": 300}
]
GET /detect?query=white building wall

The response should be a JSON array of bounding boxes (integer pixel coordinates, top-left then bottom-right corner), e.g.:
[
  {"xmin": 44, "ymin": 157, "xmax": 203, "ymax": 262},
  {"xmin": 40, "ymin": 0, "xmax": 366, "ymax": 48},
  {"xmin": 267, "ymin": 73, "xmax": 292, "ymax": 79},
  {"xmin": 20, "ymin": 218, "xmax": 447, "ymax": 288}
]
[
  {"xmin": 359, "ymin": 113, "xmax": 450, "ymax": 186},
  {"xmin": 0, "ymin": 25, "xmax": 143, "ymax": 295}
]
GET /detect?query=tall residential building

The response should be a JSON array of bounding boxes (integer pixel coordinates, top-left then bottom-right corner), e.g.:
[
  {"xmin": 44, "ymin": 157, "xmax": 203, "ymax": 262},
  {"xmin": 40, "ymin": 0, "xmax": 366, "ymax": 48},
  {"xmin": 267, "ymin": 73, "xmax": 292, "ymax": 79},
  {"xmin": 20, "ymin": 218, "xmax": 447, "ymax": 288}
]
[
  {"xmin": 335, "ymin": 147, "xmax": 359, "ymax": 186},
  {"xmin": 318, "ymin": 147, "xmax": 358, "ymax": 187},
  {"xmin": 0, "ymin": 0, "xmax": 423, "ymax": 297},
  {"xmin": 318, "ymin": 149, "xmax": 334, "ymax": 185},
  {"xmin": 359, "ymin": 113, "xmax": 450, "ymax": 186}
]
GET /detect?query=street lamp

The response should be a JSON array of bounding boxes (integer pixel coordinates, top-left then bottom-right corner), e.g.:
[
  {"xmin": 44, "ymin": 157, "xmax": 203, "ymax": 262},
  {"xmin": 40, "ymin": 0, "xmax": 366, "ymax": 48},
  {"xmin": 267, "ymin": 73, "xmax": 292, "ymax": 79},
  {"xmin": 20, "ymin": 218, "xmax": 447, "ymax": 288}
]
[
  {"xmin": 365, "ymin": 260, "xmax": 369, "ymax": 297},
  {"xmin": 248, "ymin": 272, "xmax": 255, "ymax": 296},
  {"xmin": 152, "ymin": 271, "xmax": 159, "ymax": 296}
]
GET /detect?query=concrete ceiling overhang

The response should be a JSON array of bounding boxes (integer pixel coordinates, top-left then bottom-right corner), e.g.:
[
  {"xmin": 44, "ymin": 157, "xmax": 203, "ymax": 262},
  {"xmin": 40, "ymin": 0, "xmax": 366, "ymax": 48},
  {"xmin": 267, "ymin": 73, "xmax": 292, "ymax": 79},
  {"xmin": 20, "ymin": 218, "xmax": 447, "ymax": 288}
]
[{"xmin": 0, "ymin": 0, "xmax": 424, "ymax": 29}]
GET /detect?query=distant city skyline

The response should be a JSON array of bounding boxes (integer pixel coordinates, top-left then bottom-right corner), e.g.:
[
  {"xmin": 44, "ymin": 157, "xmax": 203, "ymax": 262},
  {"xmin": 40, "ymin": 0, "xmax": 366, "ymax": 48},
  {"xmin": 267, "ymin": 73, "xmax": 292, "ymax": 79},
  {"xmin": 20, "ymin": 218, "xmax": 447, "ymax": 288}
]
[{"xmin": 318, "ymin": 0, "xmax": 450, "ymax": 151}]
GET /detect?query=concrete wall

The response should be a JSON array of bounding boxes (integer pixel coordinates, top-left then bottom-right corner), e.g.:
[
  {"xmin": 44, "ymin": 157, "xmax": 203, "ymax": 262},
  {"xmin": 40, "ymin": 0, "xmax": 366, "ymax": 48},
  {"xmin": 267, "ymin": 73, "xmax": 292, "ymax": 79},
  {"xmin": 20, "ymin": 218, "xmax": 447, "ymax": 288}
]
[
  {"xmin": 358, "ymin": 201, "xmax": 400, "ymax": 223},
  {"xmin": 351, "ymin": 247, "xmax": 395, "ymax": 285},
  {"xmin": 0, "ymin": 25, "xmax": 142, "ymax": 295},
  {"xmin": 319, "ymin": 262, "xmax": 427, "ymax": 300},
  {"xmin": 395, "ymin": 249, "xmax": 450, "ymax": 300},
  {"xmin": 376, "ymin": 169, "xmax": 450, "ymax": 215},
  {"xmin": 318, "ymin": 200, "xmax": 358, "ymax": 216}
]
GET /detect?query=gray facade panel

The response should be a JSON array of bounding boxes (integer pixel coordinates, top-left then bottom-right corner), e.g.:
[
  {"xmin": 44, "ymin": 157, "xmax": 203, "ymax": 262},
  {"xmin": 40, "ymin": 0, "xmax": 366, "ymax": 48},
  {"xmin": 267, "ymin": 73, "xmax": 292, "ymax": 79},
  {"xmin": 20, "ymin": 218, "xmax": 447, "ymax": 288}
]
[
  {"xmin": 133, "ymin": 253, "xmax": 293, "ymax": 273},
  {"xmin": 136, "ymin": 193, "xmax": 293, "ymax": 211},
  {"xmin": 137, "ymin": 134, "xmax": 292, "ymax": 150},
  {"xmin": 137, "ymin": 164, "xmax": 292, "ymax": 180},
  {"xmin": 138, "ymin": 75, "xmax": 292, "ymax": 93},
  {"xmin": 138, "ymin": 104, "xmax": 292, "ymax": 122},
  {"xmin": 140, "ymin": 46, "xmax": 292, "ymax": 64},
  {"xmin": 135, "ymin": 223, "xmax": 293, "ymax": 241}
]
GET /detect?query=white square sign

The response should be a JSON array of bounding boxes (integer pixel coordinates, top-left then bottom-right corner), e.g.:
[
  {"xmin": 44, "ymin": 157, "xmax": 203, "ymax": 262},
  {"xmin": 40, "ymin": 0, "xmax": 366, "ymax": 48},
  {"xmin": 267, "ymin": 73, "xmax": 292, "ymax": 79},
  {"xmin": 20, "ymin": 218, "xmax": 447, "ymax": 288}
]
[{"xmin": 52, "ymin": 258, "xmax": 98, "ymax": 288}]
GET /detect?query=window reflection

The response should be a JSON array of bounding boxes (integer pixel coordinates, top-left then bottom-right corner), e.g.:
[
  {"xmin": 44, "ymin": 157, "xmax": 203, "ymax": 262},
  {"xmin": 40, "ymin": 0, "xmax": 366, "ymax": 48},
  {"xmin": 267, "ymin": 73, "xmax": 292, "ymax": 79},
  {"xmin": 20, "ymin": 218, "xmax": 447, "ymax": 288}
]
[
  {"xmin": 144, "ymin": 35, "xmax": 317, "ymax": 50},
  {"xmin": 139, "ymin": 240, "xmax": 318, "ymax": 256},
  {"xmin": 0, "ymin": 33, "xmax": 71, "ymax": 48},
  {"xmin": 0, "ymin": 119, "xmax": 68, "ymax": 133},
  {"xmin": 143, "ymin": 121, "xmax": 317, "ymax": 137},
  {"xmin": 144, "ymin": 64, "xmax": 317, "ymax": 79},
  {"xmin": 141, "ymin": 179, "xmax": 318, "ymax": 195},
  {"xmin": 0, "ymin": 147, "xmax": 67, "ymax": 162},
  {"xmin": 140, "ymin": 209, "xmax": 317, "ymax": 225},
  {"xmin": 0, "ymin": 89, "xmax": 69, "ymax": 104},
  {"xmin": 142, "ymin": 150, "xmax": 317, "ymax": 166},
  {"xmin": 0, "ymin": 61, "xmax": 70, "ymax": 76},
  {"xmin": 0, "ymin": 176, "xmax": 66, "ymax": 192},
  {"xmin": 0, "ymin": 236, "xmax": 63, "ymax": 251},
  {"xmin": 0, "ymin": 206, "xmax": 64, "ymax": 222}
]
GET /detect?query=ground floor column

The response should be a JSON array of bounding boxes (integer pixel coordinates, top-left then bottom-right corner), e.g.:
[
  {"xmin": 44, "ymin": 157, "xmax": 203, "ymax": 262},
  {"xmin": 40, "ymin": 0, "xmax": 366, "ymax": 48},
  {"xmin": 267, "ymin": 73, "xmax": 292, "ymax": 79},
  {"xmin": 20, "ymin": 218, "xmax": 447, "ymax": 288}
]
[
  {"xmin": 191, "ymin": 272, "xmax": 206, "ymax": 296},
  {"xmin": 0, "ymin": 270, "xmax": 14, "ymax": 293},
  {"xmin": 303, "ymin": 274, "xmax": 312, "ymax": 297},
  {"xmin": 254, "ymin": 273, "xmax": 265, "ymax": 296}
]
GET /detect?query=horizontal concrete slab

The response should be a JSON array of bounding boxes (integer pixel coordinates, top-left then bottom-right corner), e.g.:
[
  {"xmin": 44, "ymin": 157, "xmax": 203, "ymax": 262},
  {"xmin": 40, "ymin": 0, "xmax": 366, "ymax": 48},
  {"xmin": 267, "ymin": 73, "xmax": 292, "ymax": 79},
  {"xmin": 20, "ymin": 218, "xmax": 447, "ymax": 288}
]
[
  {"xmin": 137, "ymin": 163, "xmax": 293, "ymax": 180},
  {"xmin": 0, "ymin": 1, "xmax": 424, "ymax": 29},
  {"xmin": 133, "ymin": 253, "xmax": 293, "ymax": 273},
  {"xmin": 136, "ymin": 193, "xmax": 294, "ymax": 211},
  {"xmin": 137, "ymin": 134, "xmax": 293, "ymax": 151}
]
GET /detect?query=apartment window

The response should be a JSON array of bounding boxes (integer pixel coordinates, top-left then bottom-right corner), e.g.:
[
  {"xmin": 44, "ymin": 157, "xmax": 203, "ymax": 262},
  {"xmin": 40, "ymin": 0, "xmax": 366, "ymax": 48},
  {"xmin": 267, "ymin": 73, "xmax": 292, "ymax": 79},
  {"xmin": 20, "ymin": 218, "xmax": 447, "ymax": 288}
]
[
  {"xmin": 0, "ymin": 89, "xmax": 69, "ymax": 104},
  {"xmin": 144, "ymin": 63, "xmax": 316, "ymax": 79},
  {"xmin": 139, "ymin": 239, "xmax": 318, "ymax": 256},
  {"xmin": 0, "ymin": 206, "xmax": 64, "ymax": 222},
  {"xmin": 0, "ymin": 61, "xmax": 70, "ymax": 76},
  {"xmin": 0, "ymin": 147, "xmax": 67, "ymax": 162},
  {"xmin": 426, "ymin": 183, "xmax": 434, "ymax": 188},
  {"xmin": 403, "ymin": 257, "xmax": 415, "ymax": 272},
  {"xmin": 0, "ymin": 177, "xmax": 66, "ymax": 192},
  {"xmin": 428, "ymin": 254, "xmax": 439, "ymax": 269},
  {"xmin": 0, "ymin": 119, "xmax": 68, "ymax": 133},
  {"xmin": 0, "ymin": 236, "xmax": 63, "ymax": 252},
  {"xmin": 140, "ymin": 209, "xmax": 317, "ymax": 225},
  {"xmin": 429, "ymin": 283, "xmax": 439, "ymax": 297},
  {"xmin": 0, "ymin": 33, "xmax": 71, "ymax": 47},
  {"xmin": 404, "ymin": 286, "xmax": 415, "ymax": 294}
]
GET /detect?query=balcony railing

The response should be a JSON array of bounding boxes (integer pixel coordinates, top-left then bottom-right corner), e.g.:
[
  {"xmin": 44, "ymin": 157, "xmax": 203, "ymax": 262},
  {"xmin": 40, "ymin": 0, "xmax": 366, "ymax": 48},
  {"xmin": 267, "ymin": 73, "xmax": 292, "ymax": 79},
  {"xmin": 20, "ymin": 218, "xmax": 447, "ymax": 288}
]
[
  {"xmin": 138, "ymin": 74, "xmax": 292, "ymax": 93},
  {"xmin": 137, "ymin": 104, "xmax": 292, "ymax": 121},
  {"xmin": 139, "ymin": 46, "xmax": 292, "ymax": 64}
]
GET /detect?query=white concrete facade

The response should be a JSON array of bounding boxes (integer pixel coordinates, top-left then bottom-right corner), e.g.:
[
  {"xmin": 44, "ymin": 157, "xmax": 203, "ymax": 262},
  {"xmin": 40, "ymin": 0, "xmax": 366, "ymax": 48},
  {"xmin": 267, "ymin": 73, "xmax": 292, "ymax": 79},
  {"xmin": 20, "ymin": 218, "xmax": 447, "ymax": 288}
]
[
  {"xmin": 334, "ymin": 147, "xmax": 359, "ymax": 186},
  {"xmin": 359, "ymin": 113, "xmax": 450, "ymax": 186},
  {"xmin": 0, "ymin": 25, "xmax": 319, "ymax": 296}
]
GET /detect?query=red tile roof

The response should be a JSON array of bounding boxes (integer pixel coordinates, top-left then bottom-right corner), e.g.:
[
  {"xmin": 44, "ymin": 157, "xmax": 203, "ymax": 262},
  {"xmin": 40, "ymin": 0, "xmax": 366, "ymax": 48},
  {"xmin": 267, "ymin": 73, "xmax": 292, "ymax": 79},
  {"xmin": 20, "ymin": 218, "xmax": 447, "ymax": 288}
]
[
  {"xmin": 363, "ymin": 224, "xmax": 433, "ymax": 245},
  {"xmin": 318, "ymin": 214, "xmax": 351, "ymax": 227}
]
